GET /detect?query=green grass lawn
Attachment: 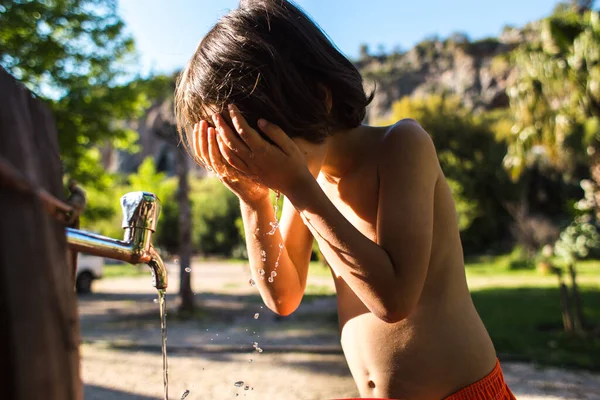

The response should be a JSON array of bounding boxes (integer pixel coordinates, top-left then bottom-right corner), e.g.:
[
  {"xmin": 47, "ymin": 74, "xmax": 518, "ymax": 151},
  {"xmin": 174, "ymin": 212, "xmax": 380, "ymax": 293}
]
[{"xmin": 463, "ymin": 255, "xmax": 600, "ymax": 370}]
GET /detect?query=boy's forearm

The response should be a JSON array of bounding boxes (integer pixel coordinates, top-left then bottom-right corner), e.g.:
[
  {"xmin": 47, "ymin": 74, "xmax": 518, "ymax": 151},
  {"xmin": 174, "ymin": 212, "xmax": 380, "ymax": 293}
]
[
  {"xmin": 284, "ymin": 174, "xmax": 403, "ymax": 321},
  {"xmin": 239, "ymin": 197, "xmax": 304, "ymax": 315}
]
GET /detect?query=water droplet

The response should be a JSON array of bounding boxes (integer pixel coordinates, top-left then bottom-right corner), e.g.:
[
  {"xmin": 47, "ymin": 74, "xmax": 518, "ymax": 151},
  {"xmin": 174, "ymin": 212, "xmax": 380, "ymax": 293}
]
[
  {"xmin": 254, "ymin": 313, "xmax": 260, "ymax": 319},
  {"xmin": 181, "ymin": 389, "xmax": 190, "ymax": 399},
  {"xmin": 185, "ymin": 267, "xmax": 191, "ymax": 273},
  {"xmin": 153, "ymin": 299, "xmax": 158, "ymax": 304},
  {"xmin": 259, "ymin": 269, "xmax": 265, "ymax": 276},
  {"xmin": 279, "ymin": 243, "xmax": 284, "ymax": 249},
  {"xmin": 268, "ymin": 276, "xmax": 274, "ymax": 283},
  {"xmin": 248, "ymin": 278, "xmax": 256, "ymax": 286},
  {"xmin": 249, "ymin": 359, "xmax": 253, "ymax": 363},
  {"xmin": 260, "ymin": 306, "xmax": 263, "ymax": 309},
  {"xmin": 252, "ymin": 342, "xmax": 258, "ymax": 348},
  {"xmin": 256, "ymin": 347, "xmax": 263, "ymax": 353},
  {"xmin": 216, "ymin": 333, "xmax": 219, "ymax": 336},
  {"xmin": 244, "ymin": 386, "xmax": 250, "ymax": 391},
  {"xmin": 206, "ymin": 329, "xmax": 209, "ymax": 331},
  {"xmin": 234, "ymin": 381, "xmax": 244, "ymax": 388},
  {"xmin": 266, "ymin": 221, "xmax": 279, "ymax": 235},
  {"xmin": 271, "ymin": 271, "xmax": 277, "ymax": 277}
]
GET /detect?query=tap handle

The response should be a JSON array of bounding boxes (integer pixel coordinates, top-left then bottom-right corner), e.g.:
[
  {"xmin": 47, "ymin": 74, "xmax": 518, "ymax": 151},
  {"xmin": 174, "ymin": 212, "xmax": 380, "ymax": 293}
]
[{"xmin": 120, "ymin": 192, "xmax": 161, "ymax": 232}]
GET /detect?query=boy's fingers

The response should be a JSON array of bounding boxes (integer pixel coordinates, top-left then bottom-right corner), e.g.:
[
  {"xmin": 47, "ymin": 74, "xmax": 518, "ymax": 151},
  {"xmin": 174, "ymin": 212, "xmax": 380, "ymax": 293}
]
[
  {"xmin": 212, "ymin": 113, "xmax": 253, "ymax": 162},
  {"xmin": 228, "ymin": 104, "xmax": 265, "ymax": 150},
  {"xmin": 216, "ymin": 132, "xmax": 249, "ymax": 172},
  {"xmin": 198, "ymin": 120, "xmax": 212, "ymax": 171},
  {"xmin": 207, "ymin": 127, "xmax": 226, "ymax": 175},
  {"xmin": 257, "ymin": 119, "xmax": 295, "ymax": 155}
]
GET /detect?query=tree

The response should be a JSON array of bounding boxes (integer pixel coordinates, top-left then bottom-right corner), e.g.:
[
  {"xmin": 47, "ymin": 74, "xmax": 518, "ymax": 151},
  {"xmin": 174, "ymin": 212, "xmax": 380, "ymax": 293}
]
[
  {"xmin": 0, "ymin": 0, "xmax": 149, "ymax": 187},
  {"xmin": 146, "ymin": 96, "xmax": 195, "ymax": 315},
  {"xmin": 505, "ymin": 8, "xmax": 600, "ymax": 180},
  {"xmin": 506, "ymin": 7, "xmax": 600, "ymax": 333},
  {"xmin": 554, "ymin": 179, "xmax": 600, "ymax": 334},
  {"xmin": 359, "ymin": 43, "xmax": 370, "ymax": 60}
]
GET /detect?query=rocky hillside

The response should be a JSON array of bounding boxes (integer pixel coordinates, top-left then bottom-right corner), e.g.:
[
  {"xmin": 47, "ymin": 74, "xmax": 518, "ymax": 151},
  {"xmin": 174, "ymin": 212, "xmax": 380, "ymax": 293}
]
[{"xmin": 359, "ymin": 25, "xmax": 536, "ymax": 123}]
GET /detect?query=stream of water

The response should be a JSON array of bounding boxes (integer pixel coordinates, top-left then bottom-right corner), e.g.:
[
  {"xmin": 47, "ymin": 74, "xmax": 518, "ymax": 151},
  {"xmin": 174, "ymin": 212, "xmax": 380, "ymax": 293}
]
[{"xmin": 157, "ymin": 289, "xmax": 169, "ymax": 400}]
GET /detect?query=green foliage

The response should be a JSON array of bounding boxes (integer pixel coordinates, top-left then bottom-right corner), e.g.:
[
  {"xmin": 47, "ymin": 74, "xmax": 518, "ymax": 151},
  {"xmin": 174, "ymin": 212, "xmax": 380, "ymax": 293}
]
[
  {"xmin": 0, "ymin": 0, "xmax": 151, "ymax": 187},
  {"xmin": 383, "ymin": 95, "xmax": 516, "ymax": 252},
  {"xmin": 190, "ymin": 178, "xmax": 244, "ymax": 256},
  {"xmin": 505, "ymin": 8, "xmax": 600, "ymax": 178}
]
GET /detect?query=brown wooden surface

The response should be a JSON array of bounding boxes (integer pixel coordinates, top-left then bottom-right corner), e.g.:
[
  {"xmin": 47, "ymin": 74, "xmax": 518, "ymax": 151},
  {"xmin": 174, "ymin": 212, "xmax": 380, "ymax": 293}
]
[{"xmin": 0, "ymin": 67, "xmax": 81, "ymax": 399}]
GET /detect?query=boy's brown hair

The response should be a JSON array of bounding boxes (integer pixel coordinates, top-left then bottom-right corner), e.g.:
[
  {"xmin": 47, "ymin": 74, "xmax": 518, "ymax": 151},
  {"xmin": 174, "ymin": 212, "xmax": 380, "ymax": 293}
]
[{"xmin": 175, "ymin": 0, "xmax": 373, "ymax": 148}]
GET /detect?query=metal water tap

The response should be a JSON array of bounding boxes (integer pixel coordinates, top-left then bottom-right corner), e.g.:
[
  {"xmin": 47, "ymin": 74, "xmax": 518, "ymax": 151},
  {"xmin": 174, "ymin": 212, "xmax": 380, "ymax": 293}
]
[{"xmin": 66, "ymin": 192, "xmax": 168, "ymax": 289}]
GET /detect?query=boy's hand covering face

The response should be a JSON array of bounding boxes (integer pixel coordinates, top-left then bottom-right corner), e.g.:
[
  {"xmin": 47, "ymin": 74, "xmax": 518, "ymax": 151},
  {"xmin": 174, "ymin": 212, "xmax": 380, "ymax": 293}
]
[{"xmin": 197, "ymin": 104, "xmax": 312, "ymax": 196}]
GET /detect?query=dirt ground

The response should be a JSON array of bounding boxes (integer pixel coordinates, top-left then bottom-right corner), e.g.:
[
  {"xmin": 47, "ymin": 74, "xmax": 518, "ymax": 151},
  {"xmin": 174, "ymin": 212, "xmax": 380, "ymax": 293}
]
[{"xmin": 79, "ymin": 261, "xmax": 600, "ymax": 400}]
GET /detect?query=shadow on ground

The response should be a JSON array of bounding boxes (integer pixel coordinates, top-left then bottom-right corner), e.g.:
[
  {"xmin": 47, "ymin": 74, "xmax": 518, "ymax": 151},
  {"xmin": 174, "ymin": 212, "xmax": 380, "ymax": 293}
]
[{"xmin": 84, "ymin": 384, "xmax": 156, "ymax": 400}]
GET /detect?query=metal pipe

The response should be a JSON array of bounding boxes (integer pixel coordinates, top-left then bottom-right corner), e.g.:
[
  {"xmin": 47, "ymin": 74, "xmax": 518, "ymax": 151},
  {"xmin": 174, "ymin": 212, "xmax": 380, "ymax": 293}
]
[{"xmin": 65, "ymin": 191, "xmax": 168, "ymax": 290}]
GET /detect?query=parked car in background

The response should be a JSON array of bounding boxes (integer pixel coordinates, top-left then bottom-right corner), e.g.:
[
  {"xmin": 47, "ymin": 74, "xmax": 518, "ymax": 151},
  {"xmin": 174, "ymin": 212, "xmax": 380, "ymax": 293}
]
[{"xmin": 76, "ymin": 254, "xmax": 103, "ymax": 294}]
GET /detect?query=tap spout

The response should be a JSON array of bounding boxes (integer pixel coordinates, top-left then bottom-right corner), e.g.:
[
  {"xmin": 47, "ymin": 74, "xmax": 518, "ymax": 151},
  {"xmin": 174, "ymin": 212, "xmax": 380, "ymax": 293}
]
[
  {"xmin": 65, "ymin": 191, "xmax": 168, "ymax": 290},
  {"xmin": 146, "ymin": 246, "xmax": 168, "ymax": 290}
]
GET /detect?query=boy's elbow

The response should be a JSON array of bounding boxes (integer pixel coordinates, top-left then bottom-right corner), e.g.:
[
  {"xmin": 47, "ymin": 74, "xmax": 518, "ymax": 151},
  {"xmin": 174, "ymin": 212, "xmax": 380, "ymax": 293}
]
[
  {"xmin": 376, "ymin": 298, "xmax": 416, "ymax": 324},
  {"xmin": 267, "ymin": 296, "xmax": 302, "ymax": 317},
  {"xmin": 377, "ymin": 308, "xmax": 410, "ymax": 324}
]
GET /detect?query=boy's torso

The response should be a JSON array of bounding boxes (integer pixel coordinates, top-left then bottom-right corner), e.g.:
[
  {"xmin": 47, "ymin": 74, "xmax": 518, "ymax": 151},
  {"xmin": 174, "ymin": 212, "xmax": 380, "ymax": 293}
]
[{"xmin": 316, "ymin": 124, "xmax": 497, "ymax": 399}]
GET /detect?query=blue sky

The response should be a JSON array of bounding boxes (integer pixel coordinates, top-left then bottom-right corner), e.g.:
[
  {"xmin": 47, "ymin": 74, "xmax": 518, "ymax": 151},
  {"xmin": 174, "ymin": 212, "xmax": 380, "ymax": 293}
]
[{"xmin": 118, "ymin": 0, "xmax": 559, "ymax": 76}]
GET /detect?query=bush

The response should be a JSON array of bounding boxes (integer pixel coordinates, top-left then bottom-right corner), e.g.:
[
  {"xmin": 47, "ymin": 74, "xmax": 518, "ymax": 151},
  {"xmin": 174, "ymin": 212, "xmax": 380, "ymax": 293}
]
[{"xmin": 190, "ymin": 177, "xmax": 244, "ymax": 256}]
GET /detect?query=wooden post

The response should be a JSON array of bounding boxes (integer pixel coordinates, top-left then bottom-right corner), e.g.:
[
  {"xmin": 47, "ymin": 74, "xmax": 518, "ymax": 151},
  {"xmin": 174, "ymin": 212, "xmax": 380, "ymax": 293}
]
[{"xmin": 0, "ymin": 68, "xmax": 82, "ymax": 399}]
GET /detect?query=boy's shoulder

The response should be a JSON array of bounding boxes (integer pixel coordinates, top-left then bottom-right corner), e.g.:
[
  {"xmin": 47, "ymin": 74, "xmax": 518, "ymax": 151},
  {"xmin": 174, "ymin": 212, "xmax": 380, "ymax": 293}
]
[{"xmin": 378, "ymin": 118, "xmax": 437, "ymax": 164}]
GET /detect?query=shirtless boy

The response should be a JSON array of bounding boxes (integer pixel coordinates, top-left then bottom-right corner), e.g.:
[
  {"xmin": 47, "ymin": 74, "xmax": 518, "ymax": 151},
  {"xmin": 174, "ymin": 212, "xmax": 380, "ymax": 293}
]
[{"xmin": 174, "ymin": 1, "xmax": 516, "ymax": 398}]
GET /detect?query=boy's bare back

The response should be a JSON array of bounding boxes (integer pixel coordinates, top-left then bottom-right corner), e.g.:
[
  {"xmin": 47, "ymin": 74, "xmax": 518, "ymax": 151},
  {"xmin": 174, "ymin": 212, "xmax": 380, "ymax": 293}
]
[{"xmin": 311, "ymin": 120, "xmax": 497, "ymax": 399}]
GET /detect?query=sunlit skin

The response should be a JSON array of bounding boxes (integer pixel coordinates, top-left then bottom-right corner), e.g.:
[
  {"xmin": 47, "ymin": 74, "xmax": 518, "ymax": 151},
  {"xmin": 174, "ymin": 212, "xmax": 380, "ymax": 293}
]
[{"xmin": 192, "ymin": 104, "xmax": 497, "ymax": 399}]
